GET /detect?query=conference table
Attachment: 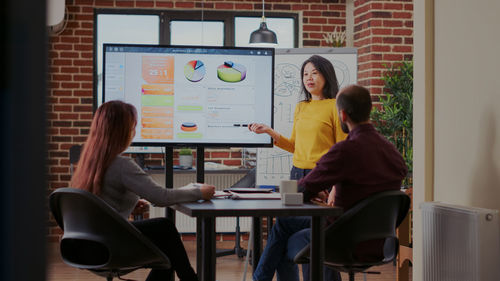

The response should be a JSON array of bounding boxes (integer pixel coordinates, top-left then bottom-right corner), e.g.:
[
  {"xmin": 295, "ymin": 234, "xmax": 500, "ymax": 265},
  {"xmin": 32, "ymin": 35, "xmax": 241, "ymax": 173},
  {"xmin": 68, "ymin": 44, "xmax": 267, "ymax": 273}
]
[{"xmin": 172, "ymin": 198, "xmax": 343, "ymax": 281}]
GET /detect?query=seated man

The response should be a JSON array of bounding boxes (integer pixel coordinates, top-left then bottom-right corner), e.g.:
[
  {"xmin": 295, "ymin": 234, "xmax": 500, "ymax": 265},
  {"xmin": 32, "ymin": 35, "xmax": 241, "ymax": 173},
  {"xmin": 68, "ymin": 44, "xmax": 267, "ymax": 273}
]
[{"xmin": 253, "ymin": 84, "xmax": 408, "ymax": 281}]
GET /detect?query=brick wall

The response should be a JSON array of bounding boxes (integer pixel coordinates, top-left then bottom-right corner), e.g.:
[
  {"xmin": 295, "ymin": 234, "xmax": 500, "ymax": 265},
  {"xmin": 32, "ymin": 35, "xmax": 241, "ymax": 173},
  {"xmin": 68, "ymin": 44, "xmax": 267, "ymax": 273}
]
[
  {"xmin": 126, "ymin": 148, "xmax": 246, "ymax": 168},
  {"xmin": 353, "ymin": 0, "xmax": 413, "ymax": 97},
  {"xmin": 47, "ymin": 0, "xmax": 412, "ymax": 241}
]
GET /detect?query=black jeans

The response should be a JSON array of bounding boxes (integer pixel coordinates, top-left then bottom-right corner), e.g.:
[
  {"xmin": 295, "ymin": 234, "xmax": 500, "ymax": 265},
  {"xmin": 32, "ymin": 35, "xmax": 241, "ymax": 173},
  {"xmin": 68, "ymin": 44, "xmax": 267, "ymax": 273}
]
[
  {"xmin": 290, "ymin": 166, "xmax": 312, "ymax": 191},
  {"xmin": 132, "ymin": 218, "xmax": 198, "ymax": 281}
]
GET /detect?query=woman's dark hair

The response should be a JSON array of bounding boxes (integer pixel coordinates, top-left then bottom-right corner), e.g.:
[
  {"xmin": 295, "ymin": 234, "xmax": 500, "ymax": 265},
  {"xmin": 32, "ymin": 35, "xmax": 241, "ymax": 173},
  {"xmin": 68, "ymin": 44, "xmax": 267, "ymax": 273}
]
[
  {"xmin": 72, "ymin": 100, "xmax": 137, "ymax": 194},
  {"xmin": 300, "ymin": 55, "xmax": 340, "ymax": 101},
  {"xmin": 336, "ymin": 85, "xmax": 373, "ymax": 123}
]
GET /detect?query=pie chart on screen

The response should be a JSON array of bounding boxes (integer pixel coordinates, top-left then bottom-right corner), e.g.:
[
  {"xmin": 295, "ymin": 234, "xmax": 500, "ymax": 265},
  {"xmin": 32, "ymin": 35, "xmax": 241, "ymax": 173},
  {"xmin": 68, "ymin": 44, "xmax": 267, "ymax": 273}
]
[
  {"xmin": 184, "ymin": 60, "xmax": 206, "ymax": 82},
  {"xmin": 181, "ymin": 122, "xmax": 197, "ymax": 132},
  {"xmin": 217, "ymin": 61, "xmax": 247, "ymax": 82}
]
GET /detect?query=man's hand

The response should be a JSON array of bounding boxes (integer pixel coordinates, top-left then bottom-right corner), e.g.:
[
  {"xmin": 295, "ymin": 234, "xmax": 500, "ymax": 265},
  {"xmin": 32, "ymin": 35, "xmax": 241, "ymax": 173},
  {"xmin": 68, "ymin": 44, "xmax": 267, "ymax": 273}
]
[
  {"xmin": 327, "ymin": 185, "xmax": 336, "ymax": 206},
  {"xmin": 310, "ymin": 189, "xmax": 329, "ymax": 204}
]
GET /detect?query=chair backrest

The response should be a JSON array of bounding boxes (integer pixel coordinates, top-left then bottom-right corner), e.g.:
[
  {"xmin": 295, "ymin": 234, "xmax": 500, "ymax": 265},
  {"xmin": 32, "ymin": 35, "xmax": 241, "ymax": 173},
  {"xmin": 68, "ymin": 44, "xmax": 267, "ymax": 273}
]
[
  {"xmin": 231, "ymin": 168, "xmax": 256, "ymax": 188},
  {"xmin": 322, "ymin": 190, "xmax": 410, "ymax": 265},
  {"xmin": 49, "ymin": 188, "xmax": 170, "ymax": 272}
]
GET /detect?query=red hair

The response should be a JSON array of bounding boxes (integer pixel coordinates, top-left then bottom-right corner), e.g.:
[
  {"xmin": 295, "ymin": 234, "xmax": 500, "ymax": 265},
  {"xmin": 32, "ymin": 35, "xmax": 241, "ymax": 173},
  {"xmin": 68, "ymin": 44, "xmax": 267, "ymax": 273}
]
[{"xmin": 71, "ymin": 100, "xmax": 137, "ymax": 194}]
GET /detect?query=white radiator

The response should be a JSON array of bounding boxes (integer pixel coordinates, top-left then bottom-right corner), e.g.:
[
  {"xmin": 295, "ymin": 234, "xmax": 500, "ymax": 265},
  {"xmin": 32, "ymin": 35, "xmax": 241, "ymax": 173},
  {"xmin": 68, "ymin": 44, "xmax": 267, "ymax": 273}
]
[
  {"xmin": 149, "ymin": 172, "xmax": 252, "ymax": 233},
  {"xmin": 421, "ymin": 202, "xmax": 500, "ymax": 281}
]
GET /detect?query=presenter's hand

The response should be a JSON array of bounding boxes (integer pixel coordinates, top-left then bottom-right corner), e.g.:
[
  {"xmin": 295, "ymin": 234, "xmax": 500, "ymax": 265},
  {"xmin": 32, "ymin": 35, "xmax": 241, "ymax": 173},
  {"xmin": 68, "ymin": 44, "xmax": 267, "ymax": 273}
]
[
  {"xmin": 199, "ymin": 184, "xmax": 216, "ymax": 200},
  {"xmin": 248, "ymin": 123, "xmax": 271, "ymax": 134}
]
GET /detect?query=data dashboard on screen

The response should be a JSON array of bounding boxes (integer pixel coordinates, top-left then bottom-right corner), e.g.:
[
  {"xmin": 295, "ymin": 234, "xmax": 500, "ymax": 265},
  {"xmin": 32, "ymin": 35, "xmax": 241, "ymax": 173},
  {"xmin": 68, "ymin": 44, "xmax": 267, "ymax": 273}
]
[{"xmin": 102, "ymin": 44, "xmax": 274, "ymax": 147}]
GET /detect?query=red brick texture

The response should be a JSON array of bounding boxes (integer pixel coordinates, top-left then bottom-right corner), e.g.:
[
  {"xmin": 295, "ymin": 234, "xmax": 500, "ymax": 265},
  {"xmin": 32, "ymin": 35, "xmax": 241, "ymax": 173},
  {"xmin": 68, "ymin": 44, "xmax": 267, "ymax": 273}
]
[
  {"xmin": 46, "ymin": 0, "xmax": 412, "ymax": 241},
  {"xmin": 353, "ymin": 0, "xmax": 413, "ymax": 97}
]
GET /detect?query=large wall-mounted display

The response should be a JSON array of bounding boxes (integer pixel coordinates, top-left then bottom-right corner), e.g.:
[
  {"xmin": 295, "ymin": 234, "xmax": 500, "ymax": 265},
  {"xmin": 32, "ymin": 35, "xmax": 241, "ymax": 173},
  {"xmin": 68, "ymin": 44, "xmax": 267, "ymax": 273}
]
[{"xmin": 102, "ymin": 44, "xmax": 274, "ymax": 147}]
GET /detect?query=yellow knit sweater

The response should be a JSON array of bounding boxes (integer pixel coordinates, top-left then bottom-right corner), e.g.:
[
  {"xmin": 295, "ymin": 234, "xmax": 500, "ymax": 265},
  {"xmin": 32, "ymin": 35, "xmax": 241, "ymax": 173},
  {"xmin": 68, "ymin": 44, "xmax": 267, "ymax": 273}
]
[{"xmin": 274, "ymin": 99, "xmax": 347, "ymax": 169}]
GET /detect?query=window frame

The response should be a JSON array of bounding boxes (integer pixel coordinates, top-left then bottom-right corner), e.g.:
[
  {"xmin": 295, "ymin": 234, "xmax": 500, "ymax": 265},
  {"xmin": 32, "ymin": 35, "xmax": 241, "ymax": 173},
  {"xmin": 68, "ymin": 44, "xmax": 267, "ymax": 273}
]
[
  {"xmin": 163, "ymin": 10, "xmax": 299, "ymax": 47},
  {"xmin": 93, "ymin": 8, "xmax": 298, "ymax": 109}
]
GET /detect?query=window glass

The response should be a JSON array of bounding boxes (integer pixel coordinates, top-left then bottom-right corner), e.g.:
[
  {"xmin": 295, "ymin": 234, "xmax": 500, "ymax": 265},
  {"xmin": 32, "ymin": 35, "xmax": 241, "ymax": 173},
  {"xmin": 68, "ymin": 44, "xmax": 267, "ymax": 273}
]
[
  {"xmin": 96, "ymin": 14, "xmax": 159, "ymax": 105},
  {"xmin": 170, "ymin": 21, "xmax": 224, "ymax": 46},
  {"xmin": 235, "ymin": 17, "xmax": 295, "ymax": 48},
  {"xmin": 95, "ymin": 13, "xmax": 296, "ymax": 105}
]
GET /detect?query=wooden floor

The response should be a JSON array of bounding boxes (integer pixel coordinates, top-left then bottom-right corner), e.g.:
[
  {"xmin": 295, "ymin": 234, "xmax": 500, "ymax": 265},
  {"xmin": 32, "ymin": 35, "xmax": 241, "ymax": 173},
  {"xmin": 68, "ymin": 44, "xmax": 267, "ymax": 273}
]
[{"xmin": 47, "ymin": 241, "xmax": 411, "ymax": 281}]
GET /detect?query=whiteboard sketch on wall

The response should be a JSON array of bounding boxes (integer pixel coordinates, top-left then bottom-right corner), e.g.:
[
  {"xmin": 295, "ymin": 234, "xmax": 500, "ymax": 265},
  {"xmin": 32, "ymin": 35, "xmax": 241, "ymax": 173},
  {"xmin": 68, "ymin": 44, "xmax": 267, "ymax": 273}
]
[
  {"xmin": 275, "ymin": 63, "xmax": 301, "ymax": 98},
  {"xmin": 257, "ymin": 48, "xmax": 357, "ymax": 186}
]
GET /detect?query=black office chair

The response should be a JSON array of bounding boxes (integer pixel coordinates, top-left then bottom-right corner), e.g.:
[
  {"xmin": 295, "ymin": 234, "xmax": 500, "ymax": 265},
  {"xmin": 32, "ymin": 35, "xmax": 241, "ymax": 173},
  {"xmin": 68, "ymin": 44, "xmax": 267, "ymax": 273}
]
[
  {"xmin": 49, "ymin": 187, "xmax": 171, "ymax": 281},
  {"xmin": 294, "ymin": 190, "xmax": 410, "ymax": 281}
]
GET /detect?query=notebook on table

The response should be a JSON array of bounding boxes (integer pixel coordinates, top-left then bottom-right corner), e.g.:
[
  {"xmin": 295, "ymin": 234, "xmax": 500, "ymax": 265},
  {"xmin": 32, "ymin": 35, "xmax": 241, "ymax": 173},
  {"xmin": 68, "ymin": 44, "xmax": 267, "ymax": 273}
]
[
  {"xmin": 225, "ymin": 187, "xmax": 274, "ymax": 193},
  {"xmin": 229, "ymin": 192, "xmax": 281, "ymax": 200}
]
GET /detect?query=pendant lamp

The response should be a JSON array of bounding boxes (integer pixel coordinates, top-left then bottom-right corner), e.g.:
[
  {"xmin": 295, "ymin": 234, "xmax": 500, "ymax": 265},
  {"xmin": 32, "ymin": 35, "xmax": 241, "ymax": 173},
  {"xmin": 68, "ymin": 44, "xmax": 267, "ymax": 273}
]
[{"xmin": 249, "ymin": 0, "xmax": 277, "ymax": 44}]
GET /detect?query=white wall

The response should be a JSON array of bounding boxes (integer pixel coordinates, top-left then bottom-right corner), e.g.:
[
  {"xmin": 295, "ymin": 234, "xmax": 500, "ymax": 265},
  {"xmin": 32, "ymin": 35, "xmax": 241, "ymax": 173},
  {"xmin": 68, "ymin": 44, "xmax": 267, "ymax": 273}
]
[
  {"xmin": 414, "ymin": 0, "xmax": 500, "ymax": 279},
  {"xmin": 433, "ymin": 0, "xmax": 500, "ymax": 207}
]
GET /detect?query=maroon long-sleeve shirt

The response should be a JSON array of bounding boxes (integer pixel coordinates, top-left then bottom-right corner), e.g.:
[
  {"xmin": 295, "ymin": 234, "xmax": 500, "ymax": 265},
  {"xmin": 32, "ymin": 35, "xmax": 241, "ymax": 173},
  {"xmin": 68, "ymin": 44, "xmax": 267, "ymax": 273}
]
[{"xmin": 299, "ymin": 123, "xmax": 408, "ymax": 211}]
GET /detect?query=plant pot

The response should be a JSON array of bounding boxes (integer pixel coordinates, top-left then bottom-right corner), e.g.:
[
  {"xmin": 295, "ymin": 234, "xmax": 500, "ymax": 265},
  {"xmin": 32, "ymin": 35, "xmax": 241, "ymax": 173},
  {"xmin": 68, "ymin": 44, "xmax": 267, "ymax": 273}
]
[{"xmin": 179, "ymin": 155, "xmax": 193, "ymax": 169}]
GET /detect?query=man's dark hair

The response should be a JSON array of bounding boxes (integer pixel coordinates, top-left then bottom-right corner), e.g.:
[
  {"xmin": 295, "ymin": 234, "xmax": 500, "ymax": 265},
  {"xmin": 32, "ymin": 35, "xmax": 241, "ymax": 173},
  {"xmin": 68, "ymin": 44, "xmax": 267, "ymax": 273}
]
[{"xmin": 336, "ymin": 85, "xmax": 372, "ymax": 123}]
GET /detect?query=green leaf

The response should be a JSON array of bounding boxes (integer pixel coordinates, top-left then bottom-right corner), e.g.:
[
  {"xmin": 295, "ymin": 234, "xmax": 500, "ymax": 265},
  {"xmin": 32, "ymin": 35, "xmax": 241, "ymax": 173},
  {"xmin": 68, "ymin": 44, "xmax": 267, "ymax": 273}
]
[{"xmin": 370, "ymin": 60, "xmax": 413, "ymax": 183}]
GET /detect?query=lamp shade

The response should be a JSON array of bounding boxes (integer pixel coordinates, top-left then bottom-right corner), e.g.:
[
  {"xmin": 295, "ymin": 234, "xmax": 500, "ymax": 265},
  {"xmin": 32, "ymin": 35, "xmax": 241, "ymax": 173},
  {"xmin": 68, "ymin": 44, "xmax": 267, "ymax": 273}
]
[{"xmin": 249, "ymin": 21, "xmax": 277, "ymax": 44}]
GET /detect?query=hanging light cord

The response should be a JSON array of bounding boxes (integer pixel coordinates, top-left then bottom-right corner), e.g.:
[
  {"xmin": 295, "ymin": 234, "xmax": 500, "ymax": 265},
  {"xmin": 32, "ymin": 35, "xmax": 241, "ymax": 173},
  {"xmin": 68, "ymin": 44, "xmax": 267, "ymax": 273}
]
[
  {"xmin": 201, "ymin": 0, "xmax": 205, "ymax": 44},
  {"xmin": 261, "ymin": 0, "xmax": 266, "ymax": 21}
]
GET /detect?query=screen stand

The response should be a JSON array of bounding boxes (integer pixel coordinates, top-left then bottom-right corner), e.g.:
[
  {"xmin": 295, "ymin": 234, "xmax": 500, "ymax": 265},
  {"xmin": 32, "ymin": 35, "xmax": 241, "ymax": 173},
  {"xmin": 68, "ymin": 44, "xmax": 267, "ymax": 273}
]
[
  {"xmin": 195, "ymin": 146, "xmax": 205, "ymax": 275},
  {"xmin": 196, "ymin": 146, "xmax": 204, "ymax": 183},
  {"xmin": 165, "ymin": 146, "xmax": 175, "ymax": 220},
  {"xmin": 193, "ymin": 146, "xmax": 249, "ymax": 265}
]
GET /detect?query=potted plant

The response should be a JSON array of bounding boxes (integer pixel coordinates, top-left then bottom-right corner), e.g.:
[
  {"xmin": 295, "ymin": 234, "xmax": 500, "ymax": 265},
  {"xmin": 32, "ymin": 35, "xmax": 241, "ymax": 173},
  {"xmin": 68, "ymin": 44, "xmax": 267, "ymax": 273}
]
[
  {"xmin": 323, "ymin": 26, "xmax": 346, "ymax": 47},
  {"xmin": 371, "ymin": 61, "xmax": 414, "ymax": 278},
  {"xmin": 371, "ymin": 60, "xmax": 413, "ymax": 187},
  {"xmin": 178, "ymin": 148, "xmax": 193, "ymax": 169}
]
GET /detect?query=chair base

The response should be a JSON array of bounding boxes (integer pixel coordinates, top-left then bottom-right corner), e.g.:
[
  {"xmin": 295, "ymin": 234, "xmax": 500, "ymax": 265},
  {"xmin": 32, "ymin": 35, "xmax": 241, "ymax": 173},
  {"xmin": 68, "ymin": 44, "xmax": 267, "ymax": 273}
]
[{"xmin": 347, "ymin": 270, "xmax": 380, "ymax": 281}]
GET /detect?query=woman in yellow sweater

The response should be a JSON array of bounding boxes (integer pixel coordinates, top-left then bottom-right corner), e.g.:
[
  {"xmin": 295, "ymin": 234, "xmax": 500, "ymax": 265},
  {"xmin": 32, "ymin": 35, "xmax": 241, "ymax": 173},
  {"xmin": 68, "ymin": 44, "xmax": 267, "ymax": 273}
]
[
  {"xmin": 249, "ymin": 55, "xmax": 347, "ymax": 183},
  {"xmin": 250, "ymin": 55, "xmax": 346, "ymax": 281}
]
